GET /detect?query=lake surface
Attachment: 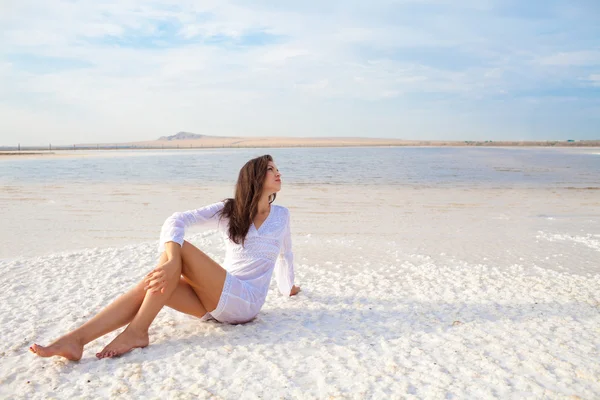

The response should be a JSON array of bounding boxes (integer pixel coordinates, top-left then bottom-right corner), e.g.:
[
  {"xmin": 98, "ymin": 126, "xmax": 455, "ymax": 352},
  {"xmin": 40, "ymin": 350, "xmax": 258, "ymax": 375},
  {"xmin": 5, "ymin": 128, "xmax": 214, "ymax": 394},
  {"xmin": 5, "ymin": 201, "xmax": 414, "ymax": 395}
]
[{"xmin": 1, "ymin": 147, "xmax": 599, "ymax": 187}]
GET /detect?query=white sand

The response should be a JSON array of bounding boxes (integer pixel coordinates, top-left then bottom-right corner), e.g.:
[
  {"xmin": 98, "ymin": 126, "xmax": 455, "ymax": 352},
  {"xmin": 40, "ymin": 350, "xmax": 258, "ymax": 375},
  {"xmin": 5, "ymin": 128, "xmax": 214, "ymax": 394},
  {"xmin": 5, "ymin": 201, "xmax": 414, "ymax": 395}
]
[{"xmin": 1, "ymin": 184, "xmax": 599, "ymax": 398}]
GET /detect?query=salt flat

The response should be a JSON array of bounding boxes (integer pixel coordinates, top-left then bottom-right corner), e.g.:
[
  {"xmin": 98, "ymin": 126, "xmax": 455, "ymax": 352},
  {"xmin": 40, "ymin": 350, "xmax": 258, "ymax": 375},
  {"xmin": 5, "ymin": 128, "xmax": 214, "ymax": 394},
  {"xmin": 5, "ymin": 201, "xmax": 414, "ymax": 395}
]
[{"xmin": 1, "ymin": 183, "xmax": 599, "ymax": 398}]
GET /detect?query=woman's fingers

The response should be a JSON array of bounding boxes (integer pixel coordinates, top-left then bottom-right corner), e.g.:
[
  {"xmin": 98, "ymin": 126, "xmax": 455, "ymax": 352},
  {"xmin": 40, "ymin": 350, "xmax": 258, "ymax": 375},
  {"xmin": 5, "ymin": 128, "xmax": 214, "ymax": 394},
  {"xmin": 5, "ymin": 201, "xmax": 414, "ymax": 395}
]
[
  {"xmin": 146, "ymin": 267, "xmax": 160, "ymax": 278},
  {"xmin": 151, "ymin": 278, "xmax": 167, "ymax": 293},
  {"xmin": 144, "ymin": 271, "xmax": 157, "ymax": 283},
  {"xmin": 145, "ymin": 269, "xmax": 166, "ymax": 284},
  {"xmin": 143, "ymin": 262, "xmax": 174, "ymax": 293},
  {"xmin": 146, "ymin": 280, "xmax": 164, "ymax": 293},
  {"xmin": 144, "ymin": 273, "xmax": 167, "ymax": 292},
  {"xmin": 150, "ymin": 276, "xmax": 164, "ymax": 287},
  {"xmin": 146, "ymin": 261, "xmax": 170, "ymax": 279}
]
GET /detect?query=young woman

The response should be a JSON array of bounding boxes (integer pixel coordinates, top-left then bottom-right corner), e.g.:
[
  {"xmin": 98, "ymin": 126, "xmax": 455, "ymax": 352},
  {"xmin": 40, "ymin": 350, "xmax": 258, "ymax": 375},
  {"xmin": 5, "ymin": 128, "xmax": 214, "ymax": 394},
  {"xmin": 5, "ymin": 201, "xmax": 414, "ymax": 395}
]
[{"xmin": 30, "ymin": 155, "xmax": 300, "ymax": 361}]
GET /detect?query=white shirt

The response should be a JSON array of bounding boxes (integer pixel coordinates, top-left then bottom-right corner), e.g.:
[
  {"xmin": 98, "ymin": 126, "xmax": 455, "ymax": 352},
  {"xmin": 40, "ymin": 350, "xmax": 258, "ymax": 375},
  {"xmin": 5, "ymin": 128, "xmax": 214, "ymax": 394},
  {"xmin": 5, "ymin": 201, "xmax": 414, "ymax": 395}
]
[{"xmin": 158, "ymin": 202, "xmax": 295, "ymax": 309}]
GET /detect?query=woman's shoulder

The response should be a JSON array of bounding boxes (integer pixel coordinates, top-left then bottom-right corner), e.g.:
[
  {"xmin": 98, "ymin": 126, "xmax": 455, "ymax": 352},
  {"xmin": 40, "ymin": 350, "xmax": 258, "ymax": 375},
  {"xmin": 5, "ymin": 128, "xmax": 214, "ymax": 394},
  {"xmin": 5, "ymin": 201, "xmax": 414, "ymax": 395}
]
[
  {"xmin": 272, "ymin": 204, "xmax": 290, "ymax": 214},
  {"xmin": 272, "ymin": 204, "xmax": 291, "ymax": 223}
]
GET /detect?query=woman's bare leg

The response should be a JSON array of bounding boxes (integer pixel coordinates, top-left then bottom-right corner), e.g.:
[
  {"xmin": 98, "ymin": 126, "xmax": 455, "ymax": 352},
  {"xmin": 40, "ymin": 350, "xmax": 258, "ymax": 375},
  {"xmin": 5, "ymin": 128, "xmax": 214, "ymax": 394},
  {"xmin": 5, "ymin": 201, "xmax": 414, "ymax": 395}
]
[
  {"xmin": 97, "ymin": 241, "xmax": 227, "ymax": 358},
  {"xmin": 179, "ymin": 240, "xmax": 228, "ymax": 311},
  {"xmin": 30, "ymin": 252, "xmax": 210, "ymax": 361},
  {"xmin": 95, "ymin": 255, "xmax": 182, "ymax": 358},
  {"xmin": 29, "ymin": 276, "xmax": 149, "ymax": 360}
]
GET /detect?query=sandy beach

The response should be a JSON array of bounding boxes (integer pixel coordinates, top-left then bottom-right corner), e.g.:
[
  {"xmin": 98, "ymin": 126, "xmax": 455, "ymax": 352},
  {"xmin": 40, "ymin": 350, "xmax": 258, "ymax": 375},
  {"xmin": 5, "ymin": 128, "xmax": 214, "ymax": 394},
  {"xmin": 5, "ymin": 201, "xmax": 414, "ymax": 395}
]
[{"xmin": 1, "ymin": 180, "xmax": 599, "ymax": 399}]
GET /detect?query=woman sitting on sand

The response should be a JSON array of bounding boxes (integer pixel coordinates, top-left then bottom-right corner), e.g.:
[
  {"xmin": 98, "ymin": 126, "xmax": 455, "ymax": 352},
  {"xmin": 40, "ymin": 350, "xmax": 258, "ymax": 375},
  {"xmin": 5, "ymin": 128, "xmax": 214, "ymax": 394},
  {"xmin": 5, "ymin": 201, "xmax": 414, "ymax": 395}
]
[{"xmin": 30, "ymin": 155, "xmax": 301, "ymax": 360}]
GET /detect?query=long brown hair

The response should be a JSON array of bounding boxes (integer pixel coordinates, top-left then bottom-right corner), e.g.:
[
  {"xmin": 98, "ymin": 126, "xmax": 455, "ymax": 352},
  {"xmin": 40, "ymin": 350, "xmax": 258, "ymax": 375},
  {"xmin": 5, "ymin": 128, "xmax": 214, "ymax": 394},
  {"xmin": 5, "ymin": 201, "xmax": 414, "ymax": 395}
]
[{"xmin": 220, "ymin": 155, "xmax": 276, "ymax": 246}]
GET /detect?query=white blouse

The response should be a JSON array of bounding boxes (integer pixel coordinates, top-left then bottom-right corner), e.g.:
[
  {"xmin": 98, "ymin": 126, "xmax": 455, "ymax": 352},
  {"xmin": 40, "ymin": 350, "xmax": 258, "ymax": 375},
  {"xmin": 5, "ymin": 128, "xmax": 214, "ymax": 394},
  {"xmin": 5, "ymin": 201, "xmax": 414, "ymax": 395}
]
[{"xmin": 158, "ymin": 202, "xmax": 295, "ymax": 308}]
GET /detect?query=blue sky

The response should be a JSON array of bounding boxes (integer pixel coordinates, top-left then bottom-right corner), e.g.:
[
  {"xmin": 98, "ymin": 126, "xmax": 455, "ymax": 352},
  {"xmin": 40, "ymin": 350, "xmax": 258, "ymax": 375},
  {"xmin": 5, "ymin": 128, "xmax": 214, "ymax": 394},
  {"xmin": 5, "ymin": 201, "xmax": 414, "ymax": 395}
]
[{"xmin": 0, "ymin": 0, "xmax": 599, "ymax": 145}]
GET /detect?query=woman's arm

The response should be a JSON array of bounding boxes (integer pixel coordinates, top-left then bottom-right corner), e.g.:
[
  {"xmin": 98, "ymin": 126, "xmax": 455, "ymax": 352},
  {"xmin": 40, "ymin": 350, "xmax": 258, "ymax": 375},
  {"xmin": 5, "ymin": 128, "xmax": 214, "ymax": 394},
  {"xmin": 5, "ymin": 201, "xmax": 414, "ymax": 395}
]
[
  {"xmin": 163, "ymin": 241, "xmax": 182, "ymax": 261},
  {"xmin": 145, "ymin": 241, "xmax": 182, "ymax": 293},
  {"xmin": 274, "ymin": 208, "xmax": 299, "ymax": 296},
  {"xmin": 158, "ymin": 202, "xmax": 225, "ymax": 253}
]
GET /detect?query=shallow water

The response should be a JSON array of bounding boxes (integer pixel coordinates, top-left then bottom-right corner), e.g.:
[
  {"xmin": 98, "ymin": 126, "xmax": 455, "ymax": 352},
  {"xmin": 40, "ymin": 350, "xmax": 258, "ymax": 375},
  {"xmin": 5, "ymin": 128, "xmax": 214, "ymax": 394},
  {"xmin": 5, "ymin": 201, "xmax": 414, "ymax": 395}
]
[{"xmin": 1, "ymin": 147, "xmax": 599, "ymax": 187}]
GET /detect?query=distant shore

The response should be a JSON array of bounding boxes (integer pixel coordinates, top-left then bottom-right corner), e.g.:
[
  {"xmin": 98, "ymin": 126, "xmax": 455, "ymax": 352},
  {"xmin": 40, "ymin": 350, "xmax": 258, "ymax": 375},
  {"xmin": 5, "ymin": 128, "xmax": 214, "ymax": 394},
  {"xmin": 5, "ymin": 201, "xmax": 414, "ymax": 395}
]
[{"xmin": 2, "ymin": 136, "xmax": 600, "ymax": 156}]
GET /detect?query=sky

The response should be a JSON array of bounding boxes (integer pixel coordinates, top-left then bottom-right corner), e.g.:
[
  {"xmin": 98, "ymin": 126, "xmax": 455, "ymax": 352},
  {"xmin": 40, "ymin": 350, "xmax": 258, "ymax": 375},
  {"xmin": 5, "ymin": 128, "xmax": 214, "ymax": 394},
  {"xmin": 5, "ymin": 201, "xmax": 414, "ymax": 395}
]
[{"xmin": 1, "ymin": 0, "xmax": 599, "ymax": 146}]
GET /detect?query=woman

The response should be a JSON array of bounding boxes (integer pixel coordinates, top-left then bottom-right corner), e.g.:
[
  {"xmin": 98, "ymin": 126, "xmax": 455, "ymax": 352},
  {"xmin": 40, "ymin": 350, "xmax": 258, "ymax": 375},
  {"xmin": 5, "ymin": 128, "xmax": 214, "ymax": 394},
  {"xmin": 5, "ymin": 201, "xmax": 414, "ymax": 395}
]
[{"xmin": 30, "ymin": 155, "xmax": 300, "ymax": 361}]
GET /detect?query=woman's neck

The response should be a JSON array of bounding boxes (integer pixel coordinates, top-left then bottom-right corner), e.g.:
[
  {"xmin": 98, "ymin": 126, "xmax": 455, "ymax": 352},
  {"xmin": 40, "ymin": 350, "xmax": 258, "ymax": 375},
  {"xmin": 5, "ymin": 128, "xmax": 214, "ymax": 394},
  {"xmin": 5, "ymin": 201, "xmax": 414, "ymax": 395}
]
[{"xmin": 257, "ymin": 194, "xmax": 271, "ymax": 214}]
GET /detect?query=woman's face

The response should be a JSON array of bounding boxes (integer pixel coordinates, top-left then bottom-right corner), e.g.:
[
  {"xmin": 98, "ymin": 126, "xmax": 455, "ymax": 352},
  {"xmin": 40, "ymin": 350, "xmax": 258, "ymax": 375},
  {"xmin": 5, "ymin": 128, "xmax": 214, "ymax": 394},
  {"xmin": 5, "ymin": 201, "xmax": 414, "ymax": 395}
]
[{"xmin": 263, "ymin": 161, "xmax": 282, "ymax": 194}]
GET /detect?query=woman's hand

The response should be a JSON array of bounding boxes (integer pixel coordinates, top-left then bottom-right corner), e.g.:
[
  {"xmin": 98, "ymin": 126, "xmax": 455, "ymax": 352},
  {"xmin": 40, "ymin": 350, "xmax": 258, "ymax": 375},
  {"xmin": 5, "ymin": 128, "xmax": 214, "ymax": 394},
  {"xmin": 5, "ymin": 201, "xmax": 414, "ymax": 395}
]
[
  {"xmin": 144, "ymin": 259, "xmax": 179, "ymax": 294},
  {"xmin": 290, "ymin": 285, "xmax": 301, "ymax": 296}
]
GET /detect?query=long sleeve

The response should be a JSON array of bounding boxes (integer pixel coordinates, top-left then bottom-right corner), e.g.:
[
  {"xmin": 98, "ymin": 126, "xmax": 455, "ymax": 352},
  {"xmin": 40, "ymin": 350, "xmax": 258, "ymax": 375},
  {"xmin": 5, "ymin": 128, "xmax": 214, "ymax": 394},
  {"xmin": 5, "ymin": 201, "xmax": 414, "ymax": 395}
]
[
  {"xmin": 158, "ymin": 202, "xmax": 225, "ymax": 253},
  {"xmin": 274, "ymin": 208, "xmax": 295, "ymax": 296}
]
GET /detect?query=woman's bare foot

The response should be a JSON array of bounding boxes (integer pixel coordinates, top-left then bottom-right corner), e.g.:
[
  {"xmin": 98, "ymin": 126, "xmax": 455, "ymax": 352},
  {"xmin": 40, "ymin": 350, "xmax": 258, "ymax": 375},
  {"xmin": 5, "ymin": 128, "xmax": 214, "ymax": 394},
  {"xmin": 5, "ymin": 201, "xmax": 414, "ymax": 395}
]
[
  {"xmin": 29, "ymin": 333, "xmax": 84, "ymax": 361},
  {"xmin": 96, "ymin": 328, "xmax": 149, "ymax": 359}
]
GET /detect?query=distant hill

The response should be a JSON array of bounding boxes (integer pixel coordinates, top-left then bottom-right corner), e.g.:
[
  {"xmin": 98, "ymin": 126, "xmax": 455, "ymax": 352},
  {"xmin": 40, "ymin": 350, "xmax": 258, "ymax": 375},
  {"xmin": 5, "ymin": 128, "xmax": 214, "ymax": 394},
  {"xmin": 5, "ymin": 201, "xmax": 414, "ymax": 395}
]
[{"xmin": 158, "ymin": 132, "xmax": 204, "ymax": 141}]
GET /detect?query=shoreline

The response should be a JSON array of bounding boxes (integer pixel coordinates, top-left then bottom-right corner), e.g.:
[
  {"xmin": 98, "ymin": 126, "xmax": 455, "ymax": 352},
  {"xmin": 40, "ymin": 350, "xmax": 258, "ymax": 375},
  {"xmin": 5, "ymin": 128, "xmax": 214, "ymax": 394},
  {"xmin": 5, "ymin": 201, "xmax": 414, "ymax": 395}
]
[
  {"xmin": 2, "ymin": 137, "xmax": 600, "ymax": 154},
  {"xmin": 2, "ymin": 182, "xmax": 599, "ymax": 260},
  {"xmin": 1, "ymin": 141, "xmax": 600, "ymax": 160}
]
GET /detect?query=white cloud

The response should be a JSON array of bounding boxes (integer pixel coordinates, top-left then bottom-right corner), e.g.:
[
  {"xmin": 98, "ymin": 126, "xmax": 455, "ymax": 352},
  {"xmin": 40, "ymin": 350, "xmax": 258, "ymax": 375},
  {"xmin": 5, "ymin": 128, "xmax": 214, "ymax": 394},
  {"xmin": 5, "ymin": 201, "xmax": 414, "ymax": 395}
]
[{"xmin": 0, "ymin": 0, "xmax": 599, "ymax": 145}]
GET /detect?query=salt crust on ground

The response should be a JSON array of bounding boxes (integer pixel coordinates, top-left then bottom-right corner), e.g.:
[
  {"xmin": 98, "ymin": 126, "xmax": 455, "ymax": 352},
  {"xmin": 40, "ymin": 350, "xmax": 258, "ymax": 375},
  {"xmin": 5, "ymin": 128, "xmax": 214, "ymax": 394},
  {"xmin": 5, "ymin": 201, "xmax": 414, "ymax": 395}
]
[{"xmin": 1, "ymin": 231, "xmax": 599, "ymax": 399}]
